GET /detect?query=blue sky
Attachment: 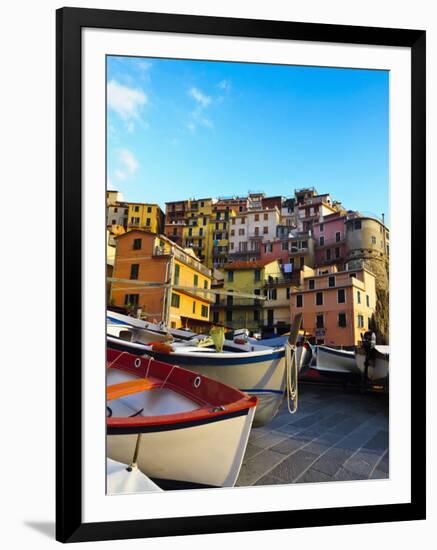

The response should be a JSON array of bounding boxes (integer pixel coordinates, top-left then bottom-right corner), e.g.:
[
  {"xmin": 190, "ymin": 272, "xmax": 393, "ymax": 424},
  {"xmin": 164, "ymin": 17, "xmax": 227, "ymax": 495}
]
[{"xmin": 107, "ymin": 56, "xmax": 389, "ymax": 223}]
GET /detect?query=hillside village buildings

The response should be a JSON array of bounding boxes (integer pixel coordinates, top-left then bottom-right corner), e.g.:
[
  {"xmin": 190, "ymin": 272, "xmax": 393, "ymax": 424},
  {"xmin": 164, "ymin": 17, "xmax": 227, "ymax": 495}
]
[{"xmin": 107, "ymin": 187, "xmax": 390, "ymax": 344}]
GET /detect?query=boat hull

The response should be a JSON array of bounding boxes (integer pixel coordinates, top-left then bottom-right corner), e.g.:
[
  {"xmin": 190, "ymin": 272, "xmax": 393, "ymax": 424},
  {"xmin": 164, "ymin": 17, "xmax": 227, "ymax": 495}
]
[
  {"xmin": 356, "ymin": 346, "xmax": 389, "ymax": 383},
  {"xmin": 107, "ymin": 336, "xmax": 286, "ymax": 427},
  {"xmin": 315, "ymin": 346, "xmax": 359, "ymax": 375},
  {"xmin": 107, "ymin": 408, "xmax": 255, "ymax": 488}
]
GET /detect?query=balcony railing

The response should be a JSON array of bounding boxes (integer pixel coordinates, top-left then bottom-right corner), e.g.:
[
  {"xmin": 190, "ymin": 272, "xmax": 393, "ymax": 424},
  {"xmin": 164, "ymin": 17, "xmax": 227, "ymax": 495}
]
[{"xmin": 212, "ymin": 298, "xmax": 262, "ymax": 309}]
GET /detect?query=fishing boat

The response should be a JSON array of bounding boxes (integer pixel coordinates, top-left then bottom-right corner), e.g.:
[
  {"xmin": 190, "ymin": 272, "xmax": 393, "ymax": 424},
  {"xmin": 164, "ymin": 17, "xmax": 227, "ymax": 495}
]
[
  {"xmin": 107, "ymin": 458, "xmax": 163, "ymax": 495},
  {"xmin": 107, "ymin": 314, "xmax": 303, "ymax": 427},
  {"xmin": 356, "ymin": 345, "xmax": 390, "ymax": 384},
  {"xmin": 257, "ymin": 333, "xmax": 313, "ymax": 374},
  {"xmin": 314, "ymin": 345, "xmax": 360, "ymax": 375},
  {"xmin": 106, "ymin": 349, "xmax": 257, "ymax": 489},
  {"xmin": 107, "ymin": 310, "xmax": 197, "ymax": 343}
]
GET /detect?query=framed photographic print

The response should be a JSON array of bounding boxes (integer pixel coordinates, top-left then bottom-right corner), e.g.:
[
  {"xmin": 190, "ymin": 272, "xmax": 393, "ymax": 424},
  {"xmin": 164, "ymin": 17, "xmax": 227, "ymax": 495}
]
[{"xmin": 56, "ymin": 7, "xmax": 426, "ymax": 543}]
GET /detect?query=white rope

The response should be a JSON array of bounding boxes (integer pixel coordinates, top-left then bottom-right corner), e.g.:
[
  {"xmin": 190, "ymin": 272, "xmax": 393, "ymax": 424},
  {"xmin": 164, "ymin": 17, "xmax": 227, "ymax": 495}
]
[
  {"xmin": 145, "ymin": 356, "xmax": 154, "ymax": 378},
  {"xmin": 285, "ymin": 343, "xmax": 299, "ymax": 414},
  {"xmin": 160, "ymin": 364, "xmax": 178, "ymax": 389},
  {"xmin": 106, "ymin": 350, "xmax": 129, "ymax": 369}
]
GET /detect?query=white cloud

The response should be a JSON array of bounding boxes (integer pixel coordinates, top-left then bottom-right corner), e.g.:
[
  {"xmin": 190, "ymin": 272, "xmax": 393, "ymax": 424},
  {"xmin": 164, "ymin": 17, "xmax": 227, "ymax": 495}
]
[
  {"xmin": 107, "ymin": 79, "xmax": 147, "ymax": 120},
  {"xmin": 119, "ymin": 148, "xmax": 138, "ymax": 174},
  {"xmin": 218, "ymin": 79, "xmax": 231, "ymax": 91},
  {"xmin": 107, "ymin": 177, "xmax": 115, "ymax": 190},
  {"xmin": 189, "ymin": 87, "xmax": 211, "ymax": 107},
  {"xmin": 115, "ymin": 170, "xmax": 127, "ymax": 181}
]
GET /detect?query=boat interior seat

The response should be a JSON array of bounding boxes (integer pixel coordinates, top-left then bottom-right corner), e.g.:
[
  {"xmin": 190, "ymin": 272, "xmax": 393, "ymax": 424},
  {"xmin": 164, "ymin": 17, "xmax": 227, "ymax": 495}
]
[
  {"xmin": 119, "ymin": 330, "xmax": 133, "ymax": 342},
  {"xmin": 107, "ymin": 378, "xmax": 161, "ymax": 401}
]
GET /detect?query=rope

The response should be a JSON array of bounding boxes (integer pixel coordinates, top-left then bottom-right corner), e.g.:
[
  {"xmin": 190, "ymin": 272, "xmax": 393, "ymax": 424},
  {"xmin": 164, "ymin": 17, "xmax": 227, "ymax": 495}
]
[
  {"xmin": 145, "ymin": 356, "xmax": 154, "ymax": 378},
  {"xmin": 285, "ymin": 343, "xmax": 299, "ymax": 414},
  {"xmin": 160, "ymin": 364, "xmax": 177, "ymax": 389},
  {"xmin": 106, "ymin": 350, "xmax": 128, "ymax": 369}
]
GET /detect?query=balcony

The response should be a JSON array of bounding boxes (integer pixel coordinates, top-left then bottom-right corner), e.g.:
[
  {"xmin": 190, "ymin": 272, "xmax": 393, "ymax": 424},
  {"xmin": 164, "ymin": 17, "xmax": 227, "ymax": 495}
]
[
  {"xmin": 228, "ymin": 251, "xmax": 261, "ymax": 261},
  {"xmin": 212, "ymin": 298, "xmax": 262, "ymax": 309}
]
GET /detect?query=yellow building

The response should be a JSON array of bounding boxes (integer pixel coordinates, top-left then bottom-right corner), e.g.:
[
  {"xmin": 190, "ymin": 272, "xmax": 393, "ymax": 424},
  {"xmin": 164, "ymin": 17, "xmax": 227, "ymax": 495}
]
[
  {"xmin": 126, "ymin": 202, "xmax": 164, "ymax": 234},
  {"xmin": 110, "ymin": 230, "xmax": 213, "ymax": 331},
  {"xmin": 182, "ymin": 198, "xmax": 215, "ymax": 269},
  {"xmin": 210, "ymin": 204, "xmax": 237, "ymax": 269},
  {"xmin": 211, "ymin": 259, "xmax": 281, "ymax": 332}
]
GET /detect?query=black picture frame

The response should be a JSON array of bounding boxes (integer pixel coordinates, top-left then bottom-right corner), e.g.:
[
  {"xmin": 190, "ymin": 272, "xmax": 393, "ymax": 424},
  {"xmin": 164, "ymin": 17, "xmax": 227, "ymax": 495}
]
[{"xmin": 56, "ymin": 7, "xmax": 426, "ymax": 543}]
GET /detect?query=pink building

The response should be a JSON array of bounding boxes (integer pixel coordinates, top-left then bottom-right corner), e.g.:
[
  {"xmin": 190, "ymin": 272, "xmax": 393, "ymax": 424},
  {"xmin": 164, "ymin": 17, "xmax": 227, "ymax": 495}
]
[{"xmin": 313, "ymin": 213, "xmax": 347, "ymax": 267}]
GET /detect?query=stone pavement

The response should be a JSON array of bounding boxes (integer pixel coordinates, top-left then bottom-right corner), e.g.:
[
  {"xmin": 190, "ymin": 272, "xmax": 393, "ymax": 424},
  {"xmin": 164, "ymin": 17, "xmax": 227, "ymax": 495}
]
[{"xmin": 236, "ymin": 384, "xmax": 389, "ymax": 486}]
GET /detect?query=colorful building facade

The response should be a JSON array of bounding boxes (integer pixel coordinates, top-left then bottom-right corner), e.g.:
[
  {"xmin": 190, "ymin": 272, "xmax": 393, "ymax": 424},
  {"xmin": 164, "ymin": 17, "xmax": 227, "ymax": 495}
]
[{"xmin": 110, "ymin": 230, "xmax": 213, "ymax": 331}]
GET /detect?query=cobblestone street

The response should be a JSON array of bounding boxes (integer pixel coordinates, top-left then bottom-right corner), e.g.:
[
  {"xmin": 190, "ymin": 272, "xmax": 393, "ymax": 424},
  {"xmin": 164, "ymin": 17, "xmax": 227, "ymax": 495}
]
[{"xmin": 237, "ymin": 384, "xmax": 389, "ymax": 486}]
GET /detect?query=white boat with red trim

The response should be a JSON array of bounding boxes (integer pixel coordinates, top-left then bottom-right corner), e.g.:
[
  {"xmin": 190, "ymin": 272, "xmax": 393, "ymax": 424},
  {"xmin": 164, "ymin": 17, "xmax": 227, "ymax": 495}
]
[{"xmin": 106, "ymin": 349, "xmax": 257, "ymax": 489}]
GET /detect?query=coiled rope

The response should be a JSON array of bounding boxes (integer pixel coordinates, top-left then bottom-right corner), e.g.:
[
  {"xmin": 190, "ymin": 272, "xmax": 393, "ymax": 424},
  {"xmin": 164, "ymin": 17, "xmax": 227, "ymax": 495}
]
[{"xmin": 285, "ymin": 343, "xmax": 298, "ymax": 414}]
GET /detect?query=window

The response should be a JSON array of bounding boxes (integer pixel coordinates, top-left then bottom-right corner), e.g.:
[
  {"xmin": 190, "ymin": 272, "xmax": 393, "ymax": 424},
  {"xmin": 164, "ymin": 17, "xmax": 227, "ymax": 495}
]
[
  {"xmin": 231, "ymin": 229, "xmax": 235, "ymax": 236},
  {"xmin": 193, "ymin": 274, "xmax": 199, "ymax": 287},
  {"xmin": 357, "ymin": 314, "xmax": 364, "ymax": 328},
  {"xmin": 146, "ymin": 218, "xmax": 151, "ymax": 226},
  {"xmin": 111, "ymin": 219, "xmax": 116, "ymax": 225},
  {"xmin": 199, "ymin": 228, "xmax": 203, "ymax": 236},
  {"xmin": 114, "ymin": 207, "xmax": 118, "ymax": 213},
  {"xmin": 354, "ymin": 220, "xmax": 362, "ymax": 230},
  {"xmin": 366, "ymin": 294, "xmax": 370, "ymax": 307},
  {"xmin": 201, "ymin": 305, "xmax": 208, "ymax": 318},
  {"xmin": 296, "ymin": 294, "xmax": 303, "ymax": 308},
  {"xmin": 239, "ymin": 228, "xmax": 245, "ymax": 236},
  {"xmin": 240, "ymin": 217, "xmax": 245, "ymax": 224},
  {"xmin": 130, "ymin": 264, "xmax": 139, "ymax": 280},
  {"xmin": 203, "ymin": 217, "xmax": 207, "ymax": 226},
  {"xmin": 254, "ymin": 310, "xmax": 260, "ymax": 321},
  {"xmin": 335, "ymin": 247, "xmax": 340, "ymax": 258},
  {"xmin": 286, "ymin": 287, "xmax": 291, "ymax": 299},
  {"xmin": 371, "ymin": 236, "xmax": 377, "ymax": 244},
  {"xmin": 230, "ymin": 243, "xmax": 234, "ymax": 250},
  {"xmin": 254, "ymin": 227, "xmax": 259, "ymax": 236},
  {"xmin": 338, "ymin": 289, "xmax": 345, "ymax": 303},
  {"xmin": 316, "ymin": 292, "xmax": 323, "ymax": 306},
  {"xmin": 147, "ymin": 206, "xmax": 152, "ymax": 213},
  {"xmin": 171, "ymin": 293, "xmax": 180, "ymax": 308},
  {"xmin": 264, "ymin": 213, "xmax": 268, "ymax": 220},
  {"xmin": 336, "ymin": 231, "xmax": 341, "ymax": 242},
  {"xmin": 309, "ymin": 279, "xmax": 315, "ymax": 290},
  {"xmin": 188, "ymin": 228, "xmax": 193, "ymax": 237},
  {"xmin": 316, "ymin": 314, "xmax": 324, "ymax": 328},
  {"xmin": 319, "ymin": 222, "xmax": 324, "ymax": 232},
  {"xmin": 172, "ymin": 228, "xmax": 177, "ymax": 236},
  {"xmin": 232, "ymin": 218, "xmax": 236, "ymax": 225},
  {"xmin": 174, "ymin": 264, "xmax": 180, "ymax": 285},
  {"xmin": 213, "ymin": 311, "xmax": 219, "ymax": 323},
  {"xmin": 368, "ymin": 317, "xmax": 372, "ymax": 329},
  {"xmin": 134, "ymin": 206, "xmax": 139, "ymax": 212},
  {"xmin": 192, "ymin": 301, "xmax": 196, "ymax": 314},
  {"xmin": 357, "ymin": 290, "xmax": 361, "ymax": 304},
  {"xmin": 328, "ymin": 276, "xmax": 335, "ymax": 287},
  {"xmin": 227, "ymin": 271, "xmax": 234, "ymax": 282},
  {"xmin": 268, "ymin": 289, "xmax": 277, "ymax": 300},
  {"xmin": 326, "ymin": 249, "xmax": 331, "ymax": 261},
  {"xmin": 253, "ymin": 213, "xmax": 260, "ymax": 221},
  {"xmin": 200, "ymin": 201, "xmax": 204, "ymax": 207},
  {"xmin": 338, "ymin": 313, "xmax": 347, "ymax": 327},
  {"xmin": 254, "ymin": 269, "xmax": 261, "ymax": 282},
  {"xmin": 349, "ymin": 273, "xmax": 357, "ymax": 279},
  {"xmin": 263, "ymin": 226, "xmax": 268, "ymax": 234},
  {"xmin": 319, "ymin": 236, "xmax": 325, "ymax": 246},
  {"xmin": 124, "ymin": 294, "xmax": 139, "ymax": 306},
  {"xmin": 226, "ymin": 310, "xmax": 233, "ymax": 322},
  {"xmin": 282, "ymin": 241, "xmax": 288, "ymax": 251}
]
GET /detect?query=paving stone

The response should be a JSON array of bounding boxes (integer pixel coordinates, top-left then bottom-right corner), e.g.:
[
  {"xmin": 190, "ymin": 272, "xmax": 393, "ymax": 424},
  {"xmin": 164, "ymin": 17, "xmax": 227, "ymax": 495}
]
[
  {"xmin": 242, "ymin": 442, "xmax": 265, "ymax": 461},
  {"xmin": 334, "ymin": 467, "xmax": 367, "ymax": 481},
  {"xmin": 304, "ymin": 432, "xmax": 343, "ymax": 455},
  {"xmin": 295, "ymin": 468, "xmax": 333, "ymax": 484},
  {"xmin": 342, "ymin": 450, "xmax": 382, "ymax": 477},
  {"xmin": 269, "ymin": 449, "xmax": 319, "ymax": 481},
  {"xmin": 254, "ymin": 474, "xmax": 289, "ymax": 486},
  {"xmin": 363, "ymin": 430, "xmax": 389, "ymax": 452},
  {"xmin": 250, "ymin": 431, "xmax": 288, "ymax": 450},
  {"xmin": 326, "ymin": 417, "xmax": 364, "ymax": 436},
  {"xmin": 289, "ymin": 412, "xmax": 322, "ymax": 428},
  {"xmin": 311, "ymin": 446, "xmax": 355, "ymax": 476},
  {"xmin": 236, "ymin": 449, "xmax": 286, "ymax": 486},
  {"xmin": 370, "ymin": 468, "xmax": 389, "ymax": 480},
  {"xmin": 270, "ymin": 437, "xmax": 309, "ymax": 456}
]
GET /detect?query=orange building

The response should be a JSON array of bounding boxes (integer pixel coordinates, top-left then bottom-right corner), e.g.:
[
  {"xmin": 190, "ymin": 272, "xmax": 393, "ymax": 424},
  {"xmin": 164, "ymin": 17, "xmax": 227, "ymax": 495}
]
[
  {"xmin": 290, "ymin": 265, "xmax": 376, "ymax": 346},
  {"xmin": 110, "ymin": 230, "xmax": 213, "ymax": 331}
]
